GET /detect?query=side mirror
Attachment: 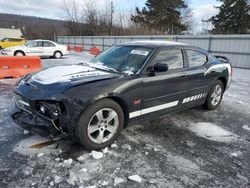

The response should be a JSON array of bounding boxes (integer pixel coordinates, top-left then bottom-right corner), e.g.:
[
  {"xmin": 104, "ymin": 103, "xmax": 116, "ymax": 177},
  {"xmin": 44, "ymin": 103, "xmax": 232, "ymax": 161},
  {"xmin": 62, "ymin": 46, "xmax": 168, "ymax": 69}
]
[
  {"xmin": 147, "ymin": 63, "xmax": 169, "ymax": 76},
  {"xmin": 154, "ymin": 63, "xmax": 169, "ymax": 73}
]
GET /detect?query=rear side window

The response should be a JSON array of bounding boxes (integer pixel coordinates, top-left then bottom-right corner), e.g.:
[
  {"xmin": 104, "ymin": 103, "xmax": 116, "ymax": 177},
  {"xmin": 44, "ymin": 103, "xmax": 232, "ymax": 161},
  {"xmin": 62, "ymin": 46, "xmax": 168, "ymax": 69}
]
[
  {"xmin": 153, "ymin": 49, "xmax": 184, "ymax": 70},
  {"xmin": 43, "ymin": 42, "xmax": 55, "ymax": 47},
  {"xmin": 187, "ymin": 50, "xmax": 207, "ymax": 68}
]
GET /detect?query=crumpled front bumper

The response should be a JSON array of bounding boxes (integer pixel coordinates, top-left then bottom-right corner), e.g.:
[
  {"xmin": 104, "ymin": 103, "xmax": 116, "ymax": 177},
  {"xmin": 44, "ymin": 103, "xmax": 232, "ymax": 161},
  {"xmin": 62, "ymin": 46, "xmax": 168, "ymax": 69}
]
[{"xmin": 11, "ymin": 106, "xmax": 61, "ymax": 137}]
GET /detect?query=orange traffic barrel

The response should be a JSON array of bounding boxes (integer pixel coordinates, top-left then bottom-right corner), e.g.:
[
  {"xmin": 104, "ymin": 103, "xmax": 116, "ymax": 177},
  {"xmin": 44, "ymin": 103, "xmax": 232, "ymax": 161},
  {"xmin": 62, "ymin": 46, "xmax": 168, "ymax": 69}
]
[
  {"xmin": 74, "ymin": 46, "xmax": 84, "ymax": 53},
  {"xmin": 90, "ymin": 47, "xmax": 100, "ymax": 56},
  {"xmin": 0, "ymin": 56, "xmax": 42, "ymax": 79}
]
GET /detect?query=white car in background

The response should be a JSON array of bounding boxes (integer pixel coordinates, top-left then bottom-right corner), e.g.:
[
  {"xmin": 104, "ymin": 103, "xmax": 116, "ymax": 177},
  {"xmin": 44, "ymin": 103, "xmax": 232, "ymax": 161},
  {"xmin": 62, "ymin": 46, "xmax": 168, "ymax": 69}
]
[{"xmin": 1, "ymin": 40, "xmax": 69, "ymax": 59}]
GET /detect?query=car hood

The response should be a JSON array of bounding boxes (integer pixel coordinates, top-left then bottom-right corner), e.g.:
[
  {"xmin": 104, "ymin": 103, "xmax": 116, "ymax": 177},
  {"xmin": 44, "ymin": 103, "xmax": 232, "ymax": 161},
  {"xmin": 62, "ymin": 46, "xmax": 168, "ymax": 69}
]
[{"xmin": 30, "ymin": 65, "xmax": 120, "ymax": 86}]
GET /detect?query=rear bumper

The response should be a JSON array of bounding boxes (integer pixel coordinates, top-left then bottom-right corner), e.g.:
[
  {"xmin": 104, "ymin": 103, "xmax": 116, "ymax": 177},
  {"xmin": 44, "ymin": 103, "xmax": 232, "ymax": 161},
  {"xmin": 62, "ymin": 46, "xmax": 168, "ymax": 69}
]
[
  {"xmin": 63, "ymin": 51, "xmax": 70, "ymax": 56},
  {"xmin": 11, "ymin": 106, "xmax": 61, "ymax": 137}
]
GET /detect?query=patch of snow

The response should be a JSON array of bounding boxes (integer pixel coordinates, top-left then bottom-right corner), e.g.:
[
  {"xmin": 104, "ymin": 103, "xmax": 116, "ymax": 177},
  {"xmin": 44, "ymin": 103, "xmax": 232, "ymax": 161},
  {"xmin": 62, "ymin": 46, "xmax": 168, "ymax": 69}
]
[
  {"xmin": 102, "ymin": 147, "xmax": 109, "ymax": 154},
  {"xmin": 23, "ymin": 130, "xmax": 29, "ymax": 135},
  {"xmin": 230, "ymin": 1, "xmax": 236, "ymax": 7},
  {"xmin": 64, "ymin": 158, "xmax": 73, "ymax": 166},
  {"xmin": 230, "ymin": 151, "xmax": 243, "ymax": 158},
  {"xmin": 49, "ymin": 181, "xmax": 54, "ymax": 186},
  {"xmin": 13, "ymin": 135, "xmax": 71, "ymax": 156},
  {"xmin": 37, "ymin": 153, "xmax": 44, "ymax": 157},
  {"xmin": 54, "ymin": 175, "xmax": 63, "ymax": 184},
  {"xmin": 128, "ymin": 175, "xmax": 142, "ymax": 183},
  {"xmin": 98, "ymin": 180, "xmax": 109, "ymax": 186},
  {"xmin": 225, "ymin": 93, "xmax": 235, "ymax": 97},
  {"xmin": 154, "ymin": 147, "xmax": 161, "ymax": 152},
  {"xmin": 122, "ymin": 144, "xmax": 132, "ymax": 150},
  {"xmin": 55, "ymin": 158, "xmax": 61, "ymax": 162},
  {"xmin": 91, "ymin": 151, "xmax": 104, "ymax": 159},
  {"xmin": 236, "ymin": 101, "xmax": 244, "ymax": 105},
  {"xmin": 80, "ymin": 168, "xmax": 87, "ymax": 172},
  {"xmin": 31, "ymin": 65, "xmax": 97, "ymax": 84},
  {"xmin": 111, "ymin": 143, "xmax": 118, "ymax": 148},
  {"xmin": 188, "ymin": 122, "xmax": 238, "ymax": 143},
  {"xmin": 77, "ymin": 155, "xmax": 87, "ymax": 162},
  {"xmin": 242, "ymin": 124, "xmax": 250, "ymax": 131},
  {"xmin": 114, "ymin": 177, "xmax": 125, "ymax": 184},
  {"xmin": 85, "ymin": 186, "xmax": 97, "ymax": 188}
]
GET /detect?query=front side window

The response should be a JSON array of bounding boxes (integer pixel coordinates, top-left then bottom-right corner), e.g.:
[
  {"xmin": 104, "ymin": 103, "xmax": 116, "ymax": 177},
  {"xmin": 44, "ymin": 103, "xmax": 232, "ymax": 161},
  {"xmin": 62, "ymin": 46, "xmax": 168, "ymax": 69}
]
[
  {"xmin": 152, "ymin": 49, "xmax": 184, "ymax": 70},
  {"xmin": 31, "ymin": 41, "xmax": 43, "ymax": 47},
  {"xmin": 90, "ymin": 46, "xmax": 154, "ymax": 74},
  {"xmin": 187, "ymin": 50, "xmax": 207, "ymax": 68},
  {"xmin": 2, "ymin": 38, "xmax": 9, "ymax": 42}
]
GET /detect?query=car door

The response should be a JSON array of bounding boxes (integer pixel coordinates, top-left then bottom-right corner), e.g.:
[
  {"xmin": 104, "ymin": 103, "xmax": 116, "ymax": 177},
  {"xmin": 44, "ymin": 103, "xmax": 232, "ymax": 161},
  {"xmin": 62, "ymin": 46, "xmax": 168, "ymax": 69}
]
[
  {"xmin": 141, "ymin": 47, "xmax": 189, "ymax": 119},
  {"xmin": 42, "ymin": 41, "xmax": 56, "ymax": 56},
  {"xmin": 9, "ymin": 38, "xmax": 20, "ymax": 47},
  {"xmin": 182, "ymin": 48, "xmax": 212, "ymax": 106},
  {"xmin": 28, "ymin": 41, "xmax": 44, "ymax": 56}
]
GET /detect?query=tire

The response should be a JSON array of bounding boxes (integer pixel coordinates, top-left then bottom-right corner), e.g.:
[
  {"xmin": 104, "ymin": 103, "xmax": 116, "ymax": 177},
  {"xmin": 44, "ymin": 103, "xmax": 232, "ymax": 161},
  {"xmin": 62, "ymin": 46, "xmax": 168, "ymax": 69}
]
[
  {"xmin": 54, "ymin": 51, "xmax": 62, "ymax": 59},
  {"xmin": 203, "ymin": 80, "xmax": 224, "ymax": 110},
  {"xmin": 75, "ymin": 98, "xmax": 124, "ymax": 150},
  {"xmin": 14, "ymin": 51, "xmax": 25, "ymax": 56}
]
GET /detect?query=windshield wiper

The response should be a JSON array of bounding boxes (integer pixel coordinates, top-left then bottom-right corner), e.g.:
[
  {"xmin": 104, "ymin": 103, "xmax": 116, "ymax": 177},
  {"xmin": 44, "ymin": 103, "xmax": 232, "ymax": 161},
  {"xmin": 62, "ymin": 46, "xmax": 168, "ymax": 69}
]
[{"xmin": 78, "ymin": 62, "xmax": 120, "ymax": 73}]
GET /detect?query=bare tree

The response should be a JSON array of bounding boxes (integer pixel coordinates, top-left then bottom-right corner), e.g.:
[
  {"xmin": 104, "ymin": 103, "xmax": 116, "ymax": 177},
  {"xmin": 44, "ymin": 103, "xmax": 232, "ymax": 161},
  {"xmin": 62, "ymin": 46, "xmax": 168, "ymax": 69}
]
[{"xmin": 61, "ymin": 0, "xmax": 83, "ymax": 35}]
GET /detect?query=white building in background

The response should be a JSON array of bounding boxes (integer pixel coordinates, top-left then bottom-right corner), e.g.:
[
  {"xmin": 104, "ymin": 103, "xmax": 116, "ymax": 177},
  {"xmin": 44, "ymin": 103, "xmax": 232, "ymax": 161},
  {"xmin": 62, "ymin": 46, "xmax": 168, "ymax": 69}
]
[{"xmin": 0, "ymin": 28, "xmax": 23, "ymax": 39}]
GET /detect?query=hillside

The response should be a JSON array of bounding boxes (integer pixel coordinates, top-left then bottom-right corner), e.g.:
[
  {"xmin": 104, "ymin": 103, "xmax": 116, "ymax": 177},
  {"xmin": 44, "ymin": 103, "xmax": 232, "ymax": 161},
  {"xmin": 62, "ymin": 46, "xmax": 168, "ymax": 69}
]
[{"xmin": 0, "ymin": 13, "xmax": 69, "ymax": 40}]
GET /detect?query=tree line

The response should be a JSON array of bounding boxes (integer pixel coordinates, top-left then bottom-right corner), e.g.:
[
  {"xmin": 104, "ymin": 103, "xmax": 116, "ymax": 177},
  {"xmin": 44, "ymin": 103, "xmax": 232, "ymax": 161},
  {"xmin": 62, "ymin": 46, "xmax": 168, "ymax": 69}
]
[
  {"xmin": 0, "ymin": 0, "xmax": 249, "ymax": 40},
  {"xmin": 62, "ymin": 0, "xmax": 249, "ymax": 36}
]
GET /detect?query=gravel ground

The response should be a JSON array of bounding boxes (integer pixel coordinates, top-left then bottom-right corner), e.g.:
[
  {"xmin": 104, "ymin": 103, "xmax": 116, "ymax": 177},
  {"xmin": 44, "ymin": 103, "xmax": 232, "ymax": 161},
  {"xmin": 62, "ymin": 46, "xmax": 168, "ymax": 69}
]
[{"xmin": 0, "ymin": 54, "xmax": 249, "ymax": 188}]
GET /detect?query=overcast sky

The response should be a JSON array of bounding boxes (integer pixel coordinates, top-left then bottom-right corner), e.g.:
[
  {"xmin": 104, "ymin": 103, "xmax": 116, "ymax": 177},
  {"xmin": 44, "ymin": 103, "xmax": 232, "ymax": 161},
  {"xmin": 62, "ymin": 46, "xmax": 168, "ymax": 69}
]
[{"xmin": 0, "ymin": 0, "xmax": 220, "ymax": 32}]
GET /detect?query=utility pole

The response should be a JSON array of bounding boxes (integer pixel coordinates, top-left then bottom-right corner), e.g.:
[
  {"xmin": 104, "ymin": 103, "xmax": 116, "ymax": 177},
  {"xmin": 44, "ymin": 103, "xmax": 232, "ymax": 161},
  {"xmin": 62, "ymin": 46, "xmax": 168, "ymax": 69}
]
[{"xmin": 110, "ymin": 1, "xmax": 114, "ymax": 36}]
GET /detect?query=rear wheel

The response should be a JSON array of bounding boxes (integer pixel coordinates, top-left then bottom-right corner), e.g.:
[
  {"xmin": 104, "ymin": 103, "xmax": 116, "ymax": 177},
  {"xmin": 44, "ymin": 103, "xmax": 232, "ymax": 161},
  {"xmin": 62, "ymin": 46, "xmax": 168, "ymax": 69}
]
[
  {"xmin": 54, "ymin": 51, "xmax": 62, "ymax": 59},
  {"xmin": 14, "ymin": 51, "xmax": 25, "ymax": 56},
  {"xmin": 75, "ymin": 99, "xmax": 124, "ymax": 150},
  {"xmin": 203, "ymin": 80, "xmax": 224, "ymax": 110}
]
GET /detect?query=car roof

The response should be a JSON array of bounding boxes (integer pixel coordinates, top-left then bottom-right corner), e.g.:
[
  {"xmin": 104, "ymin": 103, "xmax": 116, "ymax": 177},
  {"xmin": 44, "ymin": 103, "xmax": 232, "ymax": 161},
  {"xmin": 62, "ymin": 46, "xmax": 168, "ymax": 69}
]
[
  {"xmin": 32, "ymin": 39, "xmax": 54, "ymax": 42},
  {"xmin": 3, "ymin": 37, "xmax": 24, "ymax": 39},
  {"xmin": 122, "ymin": 40, "xmax": 188, "ymax": 47}
]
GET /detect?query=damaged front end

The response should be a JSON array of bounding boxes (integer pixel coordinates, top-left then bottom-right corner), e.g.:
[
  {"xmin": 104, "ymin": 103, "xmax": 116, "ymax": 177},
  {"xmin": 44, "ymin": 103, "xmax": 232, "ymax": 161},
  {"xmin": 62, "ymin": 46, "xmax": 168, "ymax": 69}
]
[{"xmin": 11, "ymin": 94, "xmax": 65, "ymax": 137}]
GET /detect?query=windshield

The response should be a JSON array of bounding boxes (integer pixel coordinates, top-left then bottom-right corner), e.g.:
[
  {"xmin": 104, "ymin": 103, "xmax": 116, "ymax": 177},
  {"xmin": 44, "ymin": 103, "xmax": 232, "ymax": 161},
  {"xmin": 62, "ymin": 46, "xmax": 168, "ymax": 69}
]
[{"xmin": 90, "ymin": 46, "xmax": 154, "ymax": 74}]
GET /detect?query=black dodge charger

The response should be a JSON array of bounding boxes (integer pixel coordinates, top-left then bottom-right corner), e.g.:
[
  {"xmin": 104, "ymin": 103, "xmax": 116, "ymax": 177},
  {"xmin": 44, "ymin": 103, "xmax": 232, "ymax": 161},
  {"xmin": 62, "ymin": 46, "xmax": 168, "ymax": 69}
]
[{"xmin": 11, "ymin": 41, "xmax": 232, "ymax": 150}]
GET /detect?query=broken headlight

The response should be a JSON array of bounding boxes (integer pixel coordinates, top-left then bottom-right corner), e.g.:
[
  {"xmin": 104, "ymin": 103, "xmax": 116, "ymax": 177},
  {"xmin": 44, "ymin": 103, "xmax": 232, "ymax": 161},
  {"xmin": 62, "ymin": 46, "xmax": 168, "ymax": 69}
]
[{"xmin": 36, "ymin": 101, "xmax": 61, "ymax": 120}]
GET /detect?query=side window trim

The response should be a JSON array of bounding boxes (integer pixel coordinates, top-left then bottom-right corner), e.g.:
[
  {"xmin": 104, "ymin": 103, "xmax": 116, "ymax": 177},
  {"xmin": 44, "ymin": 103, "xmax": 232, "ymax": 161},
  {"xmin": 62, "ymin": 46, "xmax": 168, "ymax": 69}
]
[
  {"xmin": 185, "ymin": 48, "xmax": 208, "ymax": 68},
  {"xmin": 153, "ymin": 47, "xmax": 186, "ymax": 72}
]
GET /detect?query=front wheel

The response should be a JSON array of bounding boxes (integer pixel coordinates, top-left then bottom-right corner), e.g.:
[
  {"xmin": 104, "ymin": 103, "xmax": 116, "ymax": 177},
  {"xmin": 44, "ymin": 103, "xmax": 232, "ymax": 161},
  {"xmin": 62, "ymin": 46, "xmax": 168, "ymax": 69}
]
[
  {"xmin": 14, "ymin": 51, "xmax": 25, "ymax": 56},
  {"xmin": 75, "ymin": 99, "xmax": 124, "ymax": 150},
  {"xmin": 203, "ymin": 80, "xmax": 224, "ymax": 110}
]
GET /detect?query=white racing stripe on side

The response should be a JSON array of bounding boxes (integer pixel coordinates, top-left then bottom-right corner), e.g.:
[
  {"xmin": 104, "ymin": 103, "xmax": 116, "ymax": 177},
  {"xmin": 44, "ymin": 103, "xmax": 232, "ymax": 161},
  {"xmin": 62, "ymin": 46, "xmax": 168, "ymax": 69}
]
[
  {"xmin": 182, "ymin": 93, "xmax": 207, "ymax": 104},
  {"xmin": 129, "ymin": 111, "xmax": 141, "ymax": 118},
  {"xmin": 129, "ymin": 100, "xmax": 179, "ymax": 118},
  {"xmin": 205, "ymin": 63, "xmax": 231, "ymax": 76}
]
